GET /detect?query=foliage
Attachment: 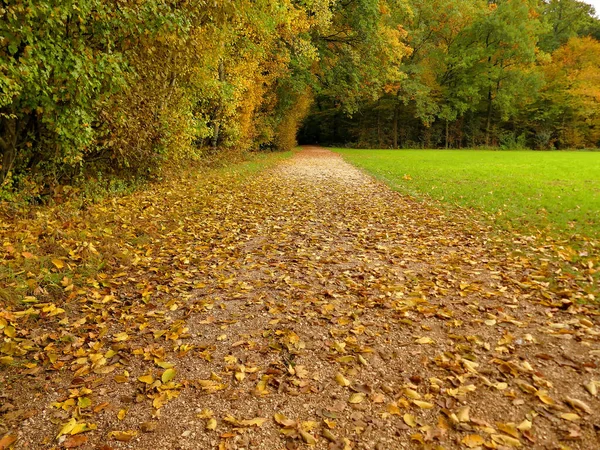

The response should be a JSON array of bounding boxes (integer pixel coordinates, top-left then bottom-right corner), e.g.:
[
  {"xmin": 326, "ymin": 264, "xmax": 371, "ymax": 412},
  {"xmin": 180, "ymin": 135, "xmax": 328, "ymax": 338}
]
[
  {"xmin": 0, "ymin": 0, "xmax": 354, "ymax": 191},
  {"xmin": 2, "ymin": 0, "xmax": 600, "ymax": 192},
  {"xmin": 300, "ymin": 0, "xmax": 600, "ymax": 150}
]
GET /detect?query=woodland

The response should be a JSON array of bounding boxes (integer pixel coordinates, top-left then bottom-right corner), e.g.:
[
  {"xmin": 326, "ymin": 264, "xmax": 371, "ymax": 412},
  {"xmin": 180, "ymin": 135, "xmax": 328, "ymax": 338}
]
[
  {"xmin": 2, "ymin": 2, "xmax": 600, "ymax": 449},
  {"xmin": 2, "ymin": 0, "xmax": 600, "ymax": 199}
]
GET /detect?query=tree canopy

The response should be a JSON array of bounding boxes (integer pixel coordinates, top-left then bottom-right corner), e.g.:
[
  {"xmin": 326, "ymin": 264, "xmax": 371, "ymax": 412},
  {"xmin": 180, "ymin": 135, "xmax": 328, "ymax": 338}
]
[{"xmin": 299, "ymin": 0, "xmax": 600, "ymax": 150}]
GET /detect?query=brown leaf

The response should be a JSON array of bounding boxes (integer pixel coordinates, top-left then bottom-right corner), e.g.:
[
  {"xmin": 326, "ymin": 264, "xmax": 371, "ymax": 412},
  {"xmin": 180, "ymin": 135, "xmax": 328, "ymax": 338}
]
[
  {"xmin": 0, "ymin": 435, "xmax": 17, "ymax": 450},
  {"xmin": 63, "ymin": 435, "xmax": 88, "ymax": 448},
  {"xmin": 110, "ymin": 431, "xmax": 137, "ymax": 442}
]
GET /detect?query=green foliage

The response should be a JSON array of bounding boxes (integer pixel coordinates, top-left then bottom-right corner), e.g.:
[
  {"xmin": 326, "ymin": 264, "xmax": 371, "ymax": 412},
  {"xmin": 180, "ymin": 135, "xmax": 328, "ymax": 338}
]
[
  {"xmin": 301, "ymin": 0, "xmax": 600, "ymax": 150},
  {"xmin": 0, "ymin": 0, "xmax": 336, "ymax": 192},
  {"xmin": 0, "ymin": 0, "xmax": 128, "ymax": 183}
]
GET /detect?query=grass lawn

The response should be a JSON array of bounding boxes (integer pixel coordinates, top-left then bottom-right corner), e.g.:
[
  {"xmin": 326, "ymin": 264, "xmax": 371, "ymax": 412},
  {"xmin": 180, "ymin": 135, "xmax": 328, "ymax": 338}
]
[{"xmin": 335, "ymin": 149, "xmax": 600, "ymax": 240}]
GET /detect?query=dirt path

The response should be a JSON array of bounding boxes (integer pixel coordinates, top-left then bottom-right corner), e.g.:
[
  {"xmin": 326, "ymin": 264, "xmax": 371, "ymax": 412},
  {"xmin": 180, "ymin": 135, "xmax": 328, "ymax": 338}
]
[{"xmin": 2, "ymin": 147, "xmax": 600, "ymax": 450}]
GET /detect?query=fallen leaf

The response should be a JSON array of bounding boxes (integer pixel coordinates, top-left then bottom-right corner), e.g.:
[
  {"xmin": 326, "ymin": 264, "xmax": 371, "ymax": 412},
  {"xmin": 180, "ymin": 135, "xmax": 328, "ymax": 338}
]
[
  {"xmin": 491, "ymin": 434, "xmax": 521, "ymax": 447},
  {"xmin": 403, "ymin": 414, "xmax": 416, "ymax": 427},
  {"xmin": 109, "ymin": 431, "xmax": 137, "ymax": 442},
  {"xmin": 413, "ymin": 400, "xmax": 434, "ymax": 409},
  {"xmin": 462, "ymin": 434, "xmax": 485, "ymax": 448},
  {"xmin": 161, "ymin": 368, "xmax": 176, "ymax": 383},
  {"xmin": 299, "ymin": 430, "xmax": 317, "ymax": 445},
  {"xmin": 138, "ymin": 374, "xmax": 154, "ymax": 384},
  {"xmin": 206, "ymin": 418, "xmax": 217, "ymax": 430},
  {"xmin": 349, "ymin": 393, "xmax": 365, "ymax": 404},
  {"xmin": 63, "ymin": 435, "xmax": 88, "ymax": 448},
  {"xmin": 0, "ymin": 435, "xmax": 17, "ymax": 450},
  {"xmin": 335, "ymin": 373, "xmax": 351, "ymax": 387},
  {"xmin": 564, "ymin": 397, "xmax": 592, "ymax": 414}
]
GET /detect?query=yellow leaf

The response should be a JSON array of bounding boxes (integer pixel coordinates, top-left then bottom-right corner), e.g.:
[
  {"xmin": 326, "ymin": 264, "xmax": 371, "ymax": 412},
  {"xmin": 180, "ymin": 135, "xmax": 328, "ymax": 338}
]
[
  {"xmin": 206, "ymin": 418, "xmax": 217, "ymax": 430},
  {"xmin": 4, "ymin": 326, "xmax": 15, "ymax": 338},
  {"xmin": 117, "ymin": 409, "xmax": 127, "ymax": 421},
  {"xmin": 161, "ymin": 368, "xmax": 176, "ymax": 383},
  {"xmin": 335, "ymin": 373, "xmax": 351, "ymax": 387},
  {"xmin": 138, "ymin": 375, "xmax": 154, "ymax": 384},
  {"xmin": 415, "ymin": 337, "xmax": 434, "ymax": 345},
  {"xmin": 238, "ymin": 418, "xmax": 267, "ymax": 427},
  {"xmin": 413, "ymin": 400, "xmax": 434, "ymax": 409},
  {"xmin": 69, "ymin": 423, "xmax": 89, "ymax": 436},
  {"xmin": 565, "ymin": 397, "xmax": 592, "ymax": 414},
  {"xmin": 462, "ymin": 434, "xmax": 485, "ymax": 448},
  {"xmin": 114, "ymin": 375, "xmax": 128, "ymax": 383},
  {"xmin": 336, "ymin": 355, "xmax": 355, "ymax": 364},
  {"xmin": 51, "ymin": 259, "xmax": 65, "ymax": 269},
  {"xmin": 560, "ymin": 413, "xmax": 581, "ymax": 421},
  {"xmin": 517, "ymin": 420, "xmax": 532, "ymax": 431},
  {"xmin": 113, "ymin": 332, "xmax": 129, "ymax": 342},
  {"xmin": 196, "ymin": 409, "xmax": 213, "ymax": 419},
  {"xmin": 457, "ymin": 406, "xmax": 470, "ymax": 422},
  {"xmin": 155, "ymin": 360, "xmax": 174, "ymax": 369},
  {"xmin": 299, "ymin": 430, "xmax": 317, "ymax": 445},
  {"xmin": 110, "ymin": 431, "xmax": 137, "ymax": 442},
  {"xmin": 403, "ymin": 414, "xmax": 416, "ymax": 427},
  {"xmin": 301, "ymin": 421, "xmax": 319, "ymax": 431},
  {"xmin": 387, "ymin": 403, "xmax": 401, "ymax": 415},
  {"xmin": 77, "ymin": 397, "xmax": 91, "ymax": 408},
  {"xmin": 274, "ymin": 413, "xmax": 296, "ymax": 428},
  {"xmin": 491, "ymin": 434, "xmax": 521, "ymax": 447},
  {"xmin": 323, "ymin": 418, "xmax": 336, "ymax": 429},
  {"xmin": 584, "ymin": 381, "xmax": 597, "ymax": 397},
  {"xmin": 57, "ymin": 418, "xmax": 77, "ymax": 438},
  {"xmin": 404, "ymin": 388, "xmax": 421, "ymax": 399},
  {"xmin": 536, "ymin": 390, "xmax": 555, "ymax": 405},
  {"xmin": 497, "ymin": 423, "xmax": 519, "ymax": 439},
  {"xmin": 348, "ymin": 393, "xmax": 365, "ymax": 404}
]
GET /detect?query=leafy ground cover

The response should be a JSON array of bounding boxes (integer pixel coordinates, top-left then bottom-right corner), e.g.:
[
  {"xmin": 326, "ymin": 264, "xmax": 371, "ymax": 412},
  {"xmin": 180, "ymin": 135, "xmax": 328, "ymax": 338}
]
[
  {"xmin": 335, "ymin": 149, "xmax": 600, "ymax": 241},
  {"xmin": 1, "ymin": 147, "xmax": 599, "ymax": 450}
]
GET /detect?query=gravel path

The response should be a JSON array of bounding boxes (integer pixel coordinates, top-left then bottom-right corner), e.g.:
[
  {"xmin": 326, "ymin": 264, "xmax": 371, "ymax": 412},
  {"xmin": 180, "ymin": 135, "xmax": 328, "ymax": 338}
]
[{"xmin": 3, "ymin": 146, "xmax": 599, "ymax": 450}]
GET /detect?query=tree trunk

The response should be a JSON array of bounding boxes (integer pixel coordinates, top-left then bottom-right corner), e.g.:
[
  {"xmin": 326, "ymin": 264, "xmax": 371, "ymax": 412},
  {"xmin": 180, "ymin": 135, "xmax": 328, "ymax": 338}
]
[
  {"xmin": 0, "ymin": 116, "xmax": 19, "ymax": 185},
  {"xmin": 377, "ymin": 109, "xmax": 381, "ymax": 147},
  {"xmin": 212, "ymin": 60, "xmax": 226, "ymax": 150},
  {"xmin": 393, "ymin": 105, "xmax": 398, "ymax": 149},
  {"xmin": 485, "ymin": 87, "xmax": 493, "ymax": 146},
  {"xmin": 445, "ymin": 119, "xmax": 449, "ymax": 149}
]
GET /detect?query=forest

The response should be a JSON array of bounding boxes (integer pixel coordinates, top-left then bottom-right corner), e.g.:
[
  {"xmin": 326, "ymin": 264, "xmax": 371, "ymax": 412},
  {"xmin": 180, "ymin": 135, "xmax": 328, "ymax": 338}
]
[
  {"xmin": 2, "ymin": 2, "xmax": 600, "ymax": 448},
  {"xmin": 1, "ymin": 0, "xmax": 600, "ymax": 196}
]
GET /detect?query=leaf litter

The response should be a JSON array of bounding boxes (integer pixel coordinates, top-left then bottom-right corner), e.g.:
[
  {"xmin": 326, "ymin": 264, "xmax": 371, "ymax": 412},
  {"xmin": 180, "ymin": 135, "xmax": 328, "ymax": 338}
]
[{"xmin": 1, "ymin": 147, "xmax": 599, "ymax": 449}]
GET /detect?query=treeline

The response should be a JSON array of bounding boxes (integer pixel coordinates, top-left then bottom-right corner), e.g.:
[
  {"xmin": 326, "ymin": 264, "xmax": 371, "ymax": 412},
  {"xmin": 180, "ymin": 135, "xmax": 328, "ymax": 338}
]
[
  {"xmin": 0, "ymin": 0, "xmax": 407, "ymax": 194},
  {"xmin": 300, "ymin": 0, "xmax": 600, "ymax": 150},
  {"xmin": 2, "ymin": 1, "xmax": 600, "ymax": 197}
]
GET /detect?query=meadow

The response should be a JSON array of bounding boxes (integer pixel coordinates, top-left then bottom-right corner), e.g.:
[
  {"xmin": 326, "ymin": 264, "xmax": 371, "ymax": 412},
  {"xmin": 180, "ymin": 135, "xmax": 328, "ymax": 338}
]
[{"xmin": 336, "ymin": 149, "xmax": 600, "ymax": 240}]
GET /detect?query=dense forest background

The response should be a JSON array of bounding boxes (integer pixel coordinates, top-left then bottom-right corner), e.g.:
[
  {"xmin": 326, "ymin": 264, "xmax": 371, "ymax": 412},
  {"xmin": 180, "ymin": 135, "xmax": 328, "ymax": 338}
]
[
  {"xmin": 299, "ymin": 0, "xmax": 600, "ymax": 150},
  {"xmin": 1, "ymin": 0, "xmax": 600, "ymax": 197}
]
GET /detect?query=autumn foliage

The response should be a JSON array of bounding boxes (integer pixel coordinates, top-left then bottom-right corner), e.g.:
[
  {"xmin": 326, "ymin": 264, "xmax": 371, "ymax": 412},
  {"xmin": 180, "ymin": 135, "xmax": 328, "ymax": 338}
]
[
  {"xmin": 0, "ymin": 0, "xmax": 410, "ymax": 195},
  {"xmin": 1, "ymin": 0, "xmax": 600, "ymax": 195},
  {"xmin": 300, "ymin": 0, "xmax": 600, "ymax": 150}
]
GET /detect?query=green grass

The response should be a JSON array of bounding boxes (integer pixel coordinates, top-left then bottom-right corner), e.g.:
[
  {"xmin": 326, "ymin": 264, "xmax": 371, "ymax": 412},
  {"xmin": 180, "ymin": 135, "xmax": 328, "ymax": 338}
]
[{"xmin": 335, "ymin": 149, "xmax": 600, "ymax": 240}]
